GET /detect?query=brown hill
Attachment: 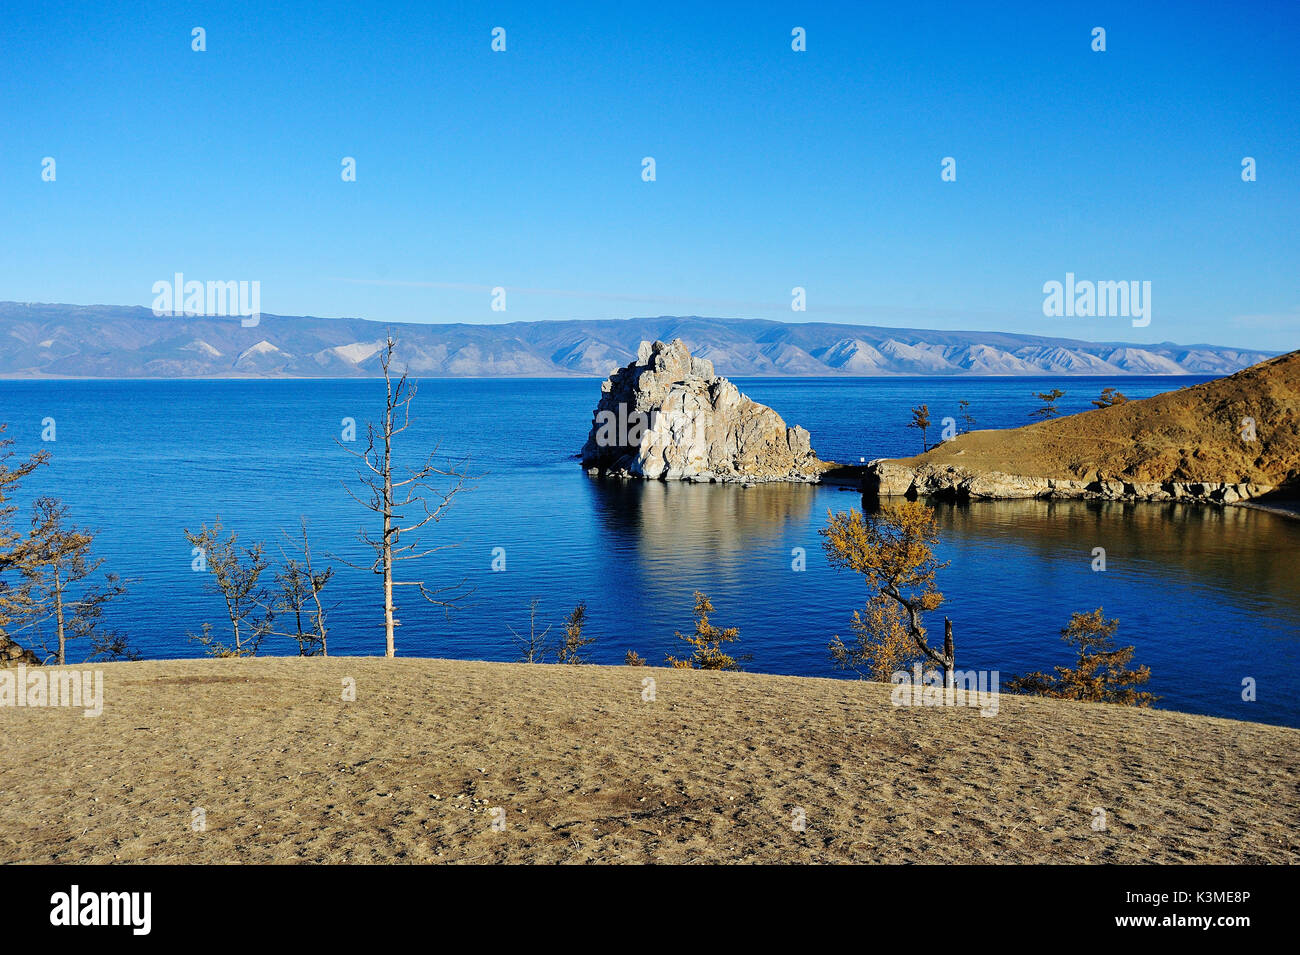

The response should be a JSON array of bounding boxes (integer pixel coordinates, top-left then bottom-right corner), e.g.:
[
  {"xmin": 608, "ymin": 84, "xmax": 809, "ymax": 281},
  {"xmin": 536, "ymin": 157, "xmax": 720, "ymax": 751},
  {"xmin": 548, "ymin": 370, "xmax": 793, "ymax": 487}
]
[{"xmin": 870, "ymin": 350, "xmax": 1299, "ymax": 504}]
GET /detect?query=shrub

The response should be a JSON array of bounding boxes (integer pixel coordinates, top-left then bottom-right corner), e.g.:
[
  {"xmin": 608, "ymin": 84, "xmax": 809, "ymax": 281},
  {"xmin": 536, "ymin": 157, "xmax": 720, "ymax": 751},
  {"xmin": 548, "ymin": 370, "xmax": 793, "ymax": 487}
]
[{"xmin": 666, "ymin": 591, "xmax": 746, "ymax": 671}]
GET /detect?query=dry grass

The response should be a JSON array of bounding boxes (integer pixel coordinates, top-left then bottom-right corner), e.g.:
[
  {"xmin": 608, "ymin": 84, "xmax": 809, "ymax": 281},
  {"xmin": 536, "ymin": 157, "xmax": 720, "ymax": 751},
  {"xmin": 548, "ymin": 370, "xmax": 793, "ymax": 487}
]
[
  {"xmin": 901, "ymin": 350, "xmax": 1300, "ymax": 487},
  {"xmin": 1, "ymin": 656, "xmax": 1296, "ymax": 864}
]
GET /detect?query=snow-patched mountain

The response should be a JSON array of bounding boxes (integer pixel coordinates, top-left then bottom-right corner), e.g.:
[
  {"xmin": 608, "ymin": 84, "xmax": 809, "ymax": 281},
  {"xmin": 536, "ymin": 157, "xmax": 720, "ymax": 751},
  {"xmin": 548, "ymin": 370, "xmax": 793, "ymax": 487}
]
[
  {"xmin": 1102, "ymin": 347, "xmax": 1186, "ymax": 375},
  {"xmin": 308, "ymin": 340, "xmax": 387, "ymax": 374},
  {"xmin": 1174, "ymin": 348, "xmax": 1265, "ymax": 373},
  {"xmin": 438, "ymin": 341, "xmax": 556, "ymax": 377},
  {"xmin": 814, "ymin": 339, "xmax": 891, "ymax": 373},
  {"xmin": 0, "ymin": 302, "xmax": 1275, "ymax": 378},
  {"xmin": 180, "ymin": 339, "xmax": 223, "ymax": 359},
  {"xmin": 876, "ymin": 339, "xmax": 955, "ymax": 374},
  {"xmin": 550, "ymin": 336, "xmax": 635, "ymax": 376},
  {"xmin": 945, "ymin": 344, "xmax": 1039, "ymax": 375},
  {"xmin": 1013, "ymin": 346, "xmax": 1118, "ymax": 374},
  {"xmin": 235, "ymin": 340, "xmax": 291, "ymax": 373},
  {"xmin": 332, "ymin": 340, "xmax": 387, "ymax": 365},
  {"xmin": 755, "ymin": 342, "xmax": 827, "ymax": 374}
]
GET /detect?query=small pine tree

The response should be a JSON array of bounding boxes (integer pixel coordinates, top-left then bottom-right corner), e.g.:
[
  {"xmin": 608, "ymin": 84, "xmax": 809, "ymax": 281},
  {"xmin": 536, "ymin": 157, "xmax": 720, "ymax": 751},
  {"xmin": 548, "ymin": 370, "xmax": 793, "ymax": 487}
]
[
  {"xmin": 1029, "ymin": 388, "xmax": 1066, "ymax": 420},
  {"xmin": 508, "ymin": 598, "xmax": 553, "ymax": 663},
  {"xmin": 958, "ymin": 399, "xmax": 976, "ymax": 434},
  {"xmin": 0, "ymin": 424, "xmax": 50, "ymax": 647},
  {"xmin": 556, "ymin": 601, "xmax": 596, "ymax": 664},
  {"xmin": 21, "ymin": 497, "xmax": 128, "ymax": 665},
  {"xmin": 1091, "ymin": 386, "xmax": 1128, "ymax": 408},
  {"xmin": 667, "ymin": 591, "xmax": 746, "ymax": 671},
  {"xmin": 183, "ymin": 517, "xmax": 271, "ymax": 657},
  {"xmin": 908, "ymin": 404, "xmax": 932, "ymax": 452},
  {"xmin": 829, "ymin": 595, "xmax": 923, "ymax": 683},
  {"xmin": 270, "ymin": 519, "xmax": 333, "ymax": 656},
  {"xmin": 821, "ymin": 503, "xmax": 955, "ymax": 686}
]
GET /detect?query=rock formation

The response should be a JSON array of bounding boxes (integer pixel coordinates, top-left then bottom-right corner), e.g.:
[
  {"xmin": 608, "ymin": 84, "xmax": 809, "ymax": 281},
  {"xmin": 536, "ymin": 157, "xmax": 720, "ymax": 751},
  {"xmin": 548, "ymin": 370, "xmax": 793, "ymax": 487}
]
[
  {"xmin": 580, "ymin": 339, "xmax": 831, "ymax": 483},
  {"xmin": 0, "ymin": 634, "xmax": 40, "ymax": 668},
  {"xmin": 867, "ymin": 460, "xmax": 1268, "ymax": 505}
]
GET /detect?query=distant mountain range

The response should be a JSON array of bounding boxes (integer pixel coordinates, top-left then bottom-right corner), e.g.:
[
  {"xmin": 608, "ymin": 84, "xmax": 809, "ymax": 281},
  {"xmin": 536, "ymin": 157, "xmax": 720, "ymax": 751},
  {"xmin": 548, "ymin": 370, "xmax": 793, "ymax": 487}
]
[{"xmin": 0, "ymin": 302, "xmax": 1274, "ymax": 379}]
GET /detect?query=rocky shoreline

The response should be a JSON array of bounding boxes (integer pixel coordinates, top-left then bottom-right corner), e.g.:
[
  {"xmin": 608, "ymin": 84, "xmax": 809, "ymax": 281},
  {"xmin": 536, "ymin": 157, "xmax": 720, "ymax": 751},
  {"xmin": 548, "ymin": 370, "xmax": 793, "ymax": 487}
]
[
  {"xmin": 865, "ymin": 460, "xmax": 1273, "ymax": 506},
  {"xmin": 0, "ymin": 634, "xmax": 40, "ymax": 667}
]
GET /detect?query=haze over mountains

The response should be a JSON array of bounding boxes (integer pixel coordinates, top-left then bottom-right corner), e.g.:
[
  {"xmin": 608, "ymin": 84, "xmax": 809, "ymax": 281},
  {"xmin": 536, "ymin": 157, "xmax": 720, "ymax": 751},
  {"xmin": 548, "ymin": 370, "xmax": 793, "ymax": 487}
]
[{"xmin": 0, "ymin": 302, "xmax": 1273, "ymax": 379}]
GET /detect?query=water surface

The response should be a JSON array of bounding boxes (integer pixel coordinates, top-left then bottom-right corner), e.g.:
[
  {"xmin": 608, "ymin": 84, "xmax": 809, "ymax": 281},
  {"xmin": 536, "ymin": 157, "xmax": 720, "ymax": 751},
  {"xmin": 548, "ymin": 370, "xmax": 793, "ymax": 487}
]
[{"xmin": 1, "ymin": 375, "xmax": 1295, "ymax": 726}]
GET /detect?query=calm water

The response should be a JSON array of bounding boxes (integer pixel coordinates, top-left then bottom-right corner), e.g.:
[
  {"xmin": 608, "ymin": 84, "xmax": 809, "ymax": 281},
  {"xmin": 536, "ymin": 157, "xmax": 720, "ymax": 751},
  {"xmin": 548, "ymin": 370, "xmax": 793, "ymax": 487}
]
[{"xmin": 2, "ymin": 375, "xmax": 1297, "ymax": 727}]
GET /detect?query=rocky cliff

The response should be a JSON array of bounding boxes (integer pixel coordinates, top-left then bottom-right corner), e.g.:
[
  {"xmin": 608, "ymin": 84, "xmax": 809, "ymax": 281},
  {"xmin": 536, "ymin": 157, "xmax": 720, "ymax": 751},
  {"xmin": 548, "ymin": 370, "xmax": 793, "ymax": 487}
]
[
  {"xmin": 866, "ymin": 350, "xmax": 1300, "ymax": 507},
  {"xmin": 580, "ymin": 339, "xmax": 831, "ymax": 483}
]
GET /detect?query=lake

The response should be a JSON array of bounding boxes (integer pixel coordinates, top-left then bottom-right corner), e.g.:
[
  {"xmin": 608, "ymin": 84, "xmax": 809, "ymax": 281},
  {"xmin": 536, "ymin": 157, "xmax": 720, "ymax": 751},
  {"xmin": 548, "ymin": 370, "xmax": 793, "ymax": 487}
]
[{"xmin": 2, "ymin": 375, "xmax": 1297, "ymax": 727}]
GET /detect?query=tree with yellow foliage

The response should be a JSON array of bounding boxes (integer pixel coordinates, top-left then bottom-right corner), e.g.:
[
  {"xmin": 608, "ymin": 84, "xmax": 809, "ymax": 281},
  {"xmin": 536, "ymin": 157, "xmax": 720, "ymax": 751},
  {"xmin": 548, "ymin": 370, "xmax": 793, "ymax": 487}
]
[
  {"xmin": 0, "ymin": 424, "xmax": 49, "ymax": 648},
  {"xmin": 828, "ymin": 595, "xmax": 923, "ymax": 683},
  {"xmin": 667, "ymin": 591, "xmax": 747, "ymax": 671},
  {"xmin": 820, "ymin": 502, "xmax": 955, "ymax": 686},
  {"xmin": 1007, "ymin": 608, "xmax": 1156, "ymax": 706}
]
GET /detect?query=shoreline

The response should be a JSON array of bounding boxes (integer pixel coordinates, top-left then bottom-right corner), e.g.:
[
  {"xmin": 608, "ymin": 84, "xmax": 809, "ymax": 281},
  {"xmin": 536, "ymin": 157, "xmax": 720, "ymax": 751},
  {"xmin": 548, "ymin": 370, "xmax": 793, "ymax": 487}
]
[
  {"xmin": 864, "ymin": 460, "xmax": 1300, "ymax": 521},
  {"xmin": 5, "ymin": 651, "xmax": 1293, "ymax": 731},
  {"xmin": 1239, "ymin": 497, "xmax": 1300, "ymax": 520}
]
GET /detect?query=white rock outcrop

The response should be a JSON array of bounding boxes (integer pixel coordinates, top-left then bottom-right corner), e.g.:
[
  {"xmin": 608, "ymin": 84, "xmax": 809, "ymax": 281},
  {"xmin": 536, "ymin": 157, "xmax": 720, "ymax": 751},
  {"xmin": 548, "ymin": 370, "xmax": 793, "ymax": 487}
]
[{"xmin": 580, "ymin": 339, "xmax": 828, "ymax": 483}]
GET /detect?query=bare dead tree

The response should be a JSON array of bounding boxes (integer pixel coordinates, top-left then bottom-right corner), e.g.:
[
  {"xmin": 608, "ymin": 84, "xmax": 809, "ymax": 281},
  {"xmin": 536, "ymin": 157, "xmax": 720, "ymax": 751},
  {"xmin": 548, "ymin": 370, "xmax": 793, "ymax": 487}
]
[
  {"xmin": 271, "ymin": 518, "xmax": 334, "ymax": 656},
  {"xmin": 509, "ymin": 598, "xmax": 554, "ymax": 663},
  {"xmin": 338, "ymin": 334, "xmax": 474, "ymax": 657}
]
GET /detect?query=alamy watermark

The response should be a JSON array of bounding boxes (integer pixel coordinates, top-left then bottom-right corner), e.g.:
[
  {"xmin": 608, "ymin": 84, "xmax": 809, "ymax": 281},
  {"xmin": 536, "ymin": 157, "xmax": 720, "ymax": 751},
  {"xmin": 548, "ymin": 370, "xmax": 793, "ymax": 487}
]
[
  {"xmin": 1042, "ymin": 272, "xmax": 1150, "ymax": 327},
  {"xmin": 891, "ymin": 664, "xmax": 999, "ymax": 716},
  {"xmin": 0, "ymin": 664, "xmax": 104, "ymax": 717},
  {"xmin": 592, "ymin": 404, "xmax": 654, "ymax": 447},
  {"xmin": 152, "ymin": 272, "xmax": 261, "ymax": 327},
  {"xmin": 49, "ymin": 885, "xmax": 150, "ymax": 935}
]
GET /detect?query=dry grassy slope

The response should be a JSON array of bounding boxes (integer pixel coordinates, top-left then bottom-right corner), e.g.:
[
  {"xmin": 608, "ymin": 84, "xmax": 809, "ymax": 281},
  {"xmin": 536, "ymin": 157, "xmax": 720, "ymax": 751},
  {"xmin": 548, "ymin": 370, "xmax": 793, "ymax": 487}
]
[
  {"xmin": 902, "ymin": 350, "xmax": 1300, "ymax": 486},
  {"xmin": 1, "ymin": 656, "xmax": 1296, "ymax": 864}
]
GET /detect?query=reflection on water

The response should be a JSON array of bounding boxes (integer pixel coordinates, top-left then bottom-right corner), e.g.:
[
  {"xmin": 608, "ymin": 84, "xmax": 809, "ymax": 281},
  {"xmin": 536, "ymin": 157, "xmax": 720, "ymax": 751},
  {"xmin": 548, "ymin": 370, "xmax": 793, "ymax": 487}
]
[
  {"xmin": 864, "ymin": 497, "xmax": 1300, "ymax": 727},
  {"xmin": 920, "ymin": 498, "xmax": 1300, "ymax": 620},
  {"xmin": 586, "ymin": 476, "xmax": 819, "ymax": 559},
  {"xmin": 577, "ymin": 479, "xmax": 1299, "ymax": 727}
]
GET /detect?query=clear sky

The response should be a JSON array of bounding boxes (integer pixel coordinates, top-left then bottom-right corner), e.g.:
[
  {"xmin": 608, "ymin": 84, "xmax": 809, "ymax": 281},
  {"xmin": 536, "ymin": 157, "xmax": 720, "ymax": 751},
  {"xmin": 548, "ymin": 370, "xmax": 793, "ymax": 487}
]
[{"xmin": 2, "ymin": 0, "xmax": 1297, "ymax": 349}]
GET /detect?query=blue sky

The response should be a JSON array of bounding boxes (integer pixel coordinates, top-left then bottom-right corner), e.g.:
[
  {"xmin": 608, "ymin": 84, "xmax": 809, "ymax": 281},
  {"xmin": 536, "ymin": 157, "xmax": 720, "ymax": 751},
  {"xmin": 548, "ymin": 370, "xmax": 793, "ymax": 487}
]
[{"xmin": 1, "ymin": 0, "xmax": 1296, "ymax": 349}]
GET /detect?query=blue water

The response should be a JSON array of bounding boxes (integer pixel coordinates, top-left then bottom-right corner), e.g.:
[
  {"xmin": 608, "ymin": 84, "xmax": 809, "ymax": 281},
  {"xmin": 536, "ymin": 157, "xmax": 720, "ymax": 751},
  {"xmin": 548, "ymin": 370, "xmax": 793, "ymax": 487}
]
[{"xmin": 2, "ymin": 375, "xmax": 1297, "ymax": 727}]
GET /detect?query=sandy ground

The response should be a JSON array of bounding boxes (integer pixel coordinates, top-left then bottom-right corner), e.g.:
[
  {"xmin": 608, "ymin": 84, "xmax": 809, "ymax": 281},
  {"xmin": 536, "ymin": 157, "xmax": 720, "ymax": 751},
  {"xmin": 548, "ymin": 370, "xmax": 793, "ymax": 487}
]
[{"xmin": 1, "ymin": 656, "xmax": 1296, "ymax": 864}]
